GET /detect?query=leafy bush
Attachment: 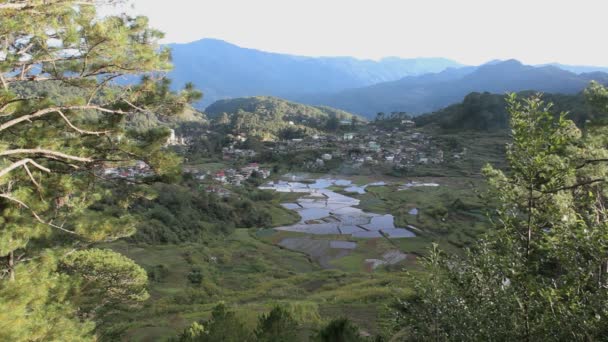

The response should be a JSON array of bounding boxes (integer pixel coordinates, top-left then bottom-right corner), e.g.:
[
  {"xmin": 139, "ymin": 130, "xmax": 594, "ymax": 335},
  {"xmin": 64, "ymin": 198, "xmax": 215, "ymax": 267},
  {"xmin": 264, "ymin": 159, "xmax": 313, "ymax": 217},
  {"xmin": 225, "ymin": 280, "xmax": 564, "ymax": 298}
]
[
  {"xmin": 187, "ymin": 268, "xmax": 204, "ymax": 285},
  {"xmin": 255, "ymin": 306, "xmax": 299, "ymax": 342}
]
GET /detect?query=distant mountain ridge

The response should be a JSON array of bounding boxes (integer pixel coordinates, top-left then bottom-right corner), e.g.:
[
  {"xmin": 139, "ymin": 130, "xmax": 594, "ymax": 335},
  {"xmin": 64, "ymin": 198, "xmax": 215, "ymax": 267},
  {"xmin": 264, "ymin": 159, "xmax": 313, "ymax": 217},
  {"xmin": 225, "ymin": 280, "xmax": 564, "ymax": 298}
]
[
  {"xmin": 544, "ymin": 63, "xmax": 608, "ymax": 74},
  {"xmin": 294, "ymin": 60, "xmax": 608, "ymax": 117},
  {"xmin": 166, "ymin": 38, "xmax": 464, "ymax": 107},
  {"xmin": 165, "ymin": 39, "xmax": 608, "ymax": 118}
]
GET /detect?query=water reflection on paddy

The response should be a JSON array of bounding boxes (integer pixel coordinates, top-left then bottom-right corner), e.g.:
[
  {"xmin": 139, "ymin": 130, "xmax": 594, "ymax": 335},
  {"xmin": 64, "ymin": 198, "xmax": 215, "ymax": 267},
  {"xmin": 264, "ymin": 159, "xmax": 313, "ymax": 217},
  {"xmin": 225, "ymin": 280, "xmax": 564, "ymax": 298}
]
[
  {"xmin": 298, "ymin": 208, "xmax": 331, "ymax": 221},
  {"xmin": 261, "ymin": 178, "xmax": 415, "ymax": 239}
]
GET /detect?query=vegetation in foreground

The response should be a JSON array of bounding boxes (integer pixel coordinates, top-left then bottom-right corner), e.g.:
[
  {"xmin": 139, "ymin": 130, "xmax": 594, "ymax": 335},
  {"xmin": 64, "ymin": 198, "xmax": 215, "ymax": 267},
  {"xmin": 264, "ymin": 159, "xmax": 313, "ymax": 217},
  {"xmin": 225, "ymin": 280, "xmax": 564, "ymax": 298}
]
[
  {"xmin": 103, "ymin": 229, "xmax": 412, "ymax": 340},
  {"xmin": 400, "ymin": 92, "xmax": 608, "ymax": 340},
  {"xmin": 0, "ymin": 0, "xmax": 201, "ymax": 340}
]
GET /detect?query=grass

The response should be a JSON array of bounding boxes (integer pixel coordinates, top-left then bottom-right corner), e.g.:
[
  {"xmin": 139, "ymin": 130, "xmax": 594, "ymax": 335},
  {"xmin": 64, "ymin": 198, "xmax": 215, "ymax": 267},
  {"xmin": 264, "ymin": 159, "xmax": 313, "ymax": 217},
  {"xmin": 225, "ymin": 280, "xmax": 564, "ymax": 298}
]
[
  {"xmin": 263, "ymin": 202, "xmax": 301, "ymax": 226},
  {"xmin": 399, "ymin": 129, "xmax": 509, "ymax": 177},
  {"xmin": 103, "ymin": 228, "xmax": 415, "ymax": 340},
  {"xmin": 353, "ymin": 176, "xmax": 489, "ymax": 254},
  {"xmin": 106, "ymin": 174, "xmax": 490, "ymax": 340}
]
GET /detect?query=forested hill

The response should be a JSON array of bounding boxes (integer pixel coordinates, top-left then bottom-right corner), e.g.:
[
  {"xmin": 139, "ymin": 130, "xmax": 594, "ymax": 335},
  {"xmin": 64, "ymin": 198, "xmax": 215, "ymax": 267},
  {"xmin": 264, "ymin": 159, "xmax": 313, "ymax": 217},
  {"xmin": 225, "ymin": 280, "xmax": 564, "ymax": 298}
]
[
  {"xmin": 414, "ymin": 91, "xmax": 592, "ymax": 131},
  {"xmin": 167, "ymin": 38, "xmax": 463, "ymax": 107},
  {"xmin": 206, "ymin": 96, "xmax": 361, "ymax": 140},
  {"xmin": 296, "ymin": 60, "xmax": 608, "ymax": 118}
]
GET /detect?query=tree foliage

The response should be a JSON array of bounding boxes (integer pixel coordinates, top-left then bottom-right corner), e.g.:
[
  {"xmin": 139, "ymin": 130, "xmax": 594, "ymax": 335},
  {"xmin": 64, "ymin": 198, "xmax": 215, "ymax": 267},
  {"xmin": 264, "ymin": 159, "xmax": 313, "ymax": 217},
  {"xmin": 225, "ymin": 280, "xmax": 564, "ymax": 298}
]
[
  {"xmin": 206, "ymin": 96, "xmax": 360, "ymax": 140},
  {"xmin": 399, "ymin": 92, "xmax": 608, "ymax": 340},
  {"xmin": 414, "ymin": 91, "xmax": 594, "ymax": 131},
  {"xmin": 313, "ymin": 318, "xmax": 367, "ymax": 342},
  {"xmin": 59, "ymin": 249, "xmax": 149, "ymax": 318},
  {"xmin": 0, "ymin": 252, "xmax": 95, "ymax": 341},
  {"xmin": 255, "ymin": 306, "xmax": 299, "ymax": 342},
  {"xmin": 175, "ymin": 303, "xmax": 253, "ymax": 342},
  {"xmin": 0, "ymin": 0, "xmax": 200, "ymax": 339},
  {"xmin": 121, "ymin": 181, "xmax": 274, "ymax": 244}
]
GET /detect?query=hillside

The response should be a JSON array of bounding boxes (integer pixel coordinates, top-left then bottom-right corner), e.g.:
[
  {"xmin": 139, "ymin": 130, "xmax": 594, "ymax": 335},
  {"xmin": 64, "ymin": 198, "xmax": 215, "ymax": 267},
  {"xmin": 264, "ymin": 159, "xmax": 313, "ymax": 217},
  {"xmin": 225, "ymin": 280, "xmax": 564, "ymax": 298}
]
[
  {"xmin": 206, "ymin": 96, "xmax": 361, "ymax": 140},
  {"xmin": 414, "ymin": 91, "xmax": 592, "ymax": 131},
  {"xmin": 296, "ymin": 60, "xmax": 608, "ymax": 118},
  {"xmin": 167, "ymin": 39, "xmax": 463, "ymax": 107}
]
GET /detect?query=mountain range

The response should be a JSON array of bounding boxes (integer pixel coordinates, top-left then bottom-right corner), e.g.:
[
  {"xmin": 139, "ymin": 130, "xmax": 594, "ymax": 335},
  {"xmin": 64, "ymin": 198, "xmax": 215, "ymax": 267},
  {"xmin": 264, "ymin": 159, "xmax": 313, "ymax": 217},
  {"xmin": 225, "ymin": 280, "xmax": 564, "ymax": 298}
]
[
  {"xmin": 166, "ymin": 39, "xmax": 608, "ymax": 119},
  {"xmin": 295, "ymin": 60, "xmax": 608, "ymax": 117},
  {"xmin": 166, "ymin": 39, "xmax": 463, "ymax": 107}
]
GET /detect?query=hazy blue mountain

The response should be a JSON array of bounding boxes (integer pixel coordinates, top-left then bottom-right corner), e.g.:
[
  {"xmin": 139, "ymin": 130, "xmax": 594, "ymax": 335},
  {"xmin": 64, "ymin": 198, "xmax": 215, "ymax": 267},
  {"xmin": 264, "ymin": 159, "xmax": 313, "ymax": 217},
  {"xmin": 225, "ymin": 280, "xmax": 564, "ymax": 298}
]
[
  {"xmin": 166, "ymin": 39, "xmax": 463, "ymax": 107},
  {"xmin": 486, "ymin": 60, "xmax": 608, "ymax": 74},
  {"xmin": 545, "ymin": 63, "xmax": 608, "ymax": 74},
  {"xmin": 295, "ymin": 60, "xmax": 608, "ymax": 117}
]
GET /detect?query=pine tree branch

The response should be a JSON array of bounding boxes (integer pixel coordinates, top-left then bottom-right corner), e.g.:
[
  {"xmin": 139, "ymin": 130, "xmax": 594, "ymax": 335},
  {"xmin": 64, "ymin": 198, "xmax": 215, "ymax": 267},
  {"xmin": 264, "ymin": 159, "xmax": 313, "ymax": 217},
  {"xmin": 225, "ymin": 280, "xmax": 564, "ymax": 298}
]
[
  {"xmin": 56, "ymin": 110, "xmax": 111, "ymax": 135},
  {"xmin": 576, "ymin": 159, "xmax": 608, "ymax": 169},
  {"xmin": 0, "ymin": 1, "xmax": 97, "ymax": 10},
  {"xmin": 540, "ymin": 179, "xmax": 605, "ymax": 194},
  {"xmin": 0, "ymin": 149, "xmax": 93, "ymax": 163},
  {"xmin": 7, "ymin": 55, "xmax": 84, "ymax": 69},
  {"xmin": 0, "ymin": 74, "xmax": 7, "ymax": 91},
  {"xmin": 0, "ymin": 158, "xmax": 50, "ymax": 178},
  {"xmin": 16, "ymin": 42, "xmax": 34, "ymax": 56},
  {"xmin": 23, "ymin": 163, "xmax": 41, "ymax": 190},
  {"xmin": 87, "ymin": 74, "xmax": 121, "ymax": 105},
  {"xmin": 0, "ymin": 193, "xmax": 80, "ymax": 236},
  {"xmin": 122, "ymin": 99, "xmax": 147, "ymax": 113},
  {"xmin": 0, "ymin": 97, "xmax": 42, "ymax": 114},
  {"xmin": 0, "ymin": 105, "xmax": 127, "ymax": 132}
]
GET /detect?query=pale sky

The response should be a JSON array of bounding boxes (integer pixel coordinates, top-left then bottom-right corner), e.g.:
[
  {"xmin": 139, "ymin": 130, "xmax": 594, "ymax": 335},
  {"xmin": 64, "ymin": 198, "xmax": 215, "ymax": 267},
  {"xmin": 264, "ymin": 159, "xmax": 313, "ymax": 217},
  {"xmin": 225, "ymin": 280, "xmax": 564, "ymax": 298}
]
[{"xmin": 105, "ymin": 0, "xmax": 608, "ymax": 66}]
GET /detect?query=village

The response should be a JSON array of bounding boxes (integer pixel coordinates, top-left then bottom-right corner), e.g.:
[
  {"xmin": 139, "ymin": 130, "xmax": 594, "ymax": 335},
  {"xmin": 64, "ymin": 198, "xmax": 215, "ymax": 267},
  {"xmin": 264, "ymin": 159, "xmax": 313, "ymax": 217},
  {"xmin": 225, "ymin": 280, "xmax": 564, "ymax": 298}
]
[
  {"xmin": 258, "ymin": 119, "xmax": 465, "ymax": 171},
  {"xmin": 117, "ymin": 119, "xmax": 467, "ymax": 189},
  {"xmin": 209, "ymin": 162, "xmax": 271, "ymax": 185}
]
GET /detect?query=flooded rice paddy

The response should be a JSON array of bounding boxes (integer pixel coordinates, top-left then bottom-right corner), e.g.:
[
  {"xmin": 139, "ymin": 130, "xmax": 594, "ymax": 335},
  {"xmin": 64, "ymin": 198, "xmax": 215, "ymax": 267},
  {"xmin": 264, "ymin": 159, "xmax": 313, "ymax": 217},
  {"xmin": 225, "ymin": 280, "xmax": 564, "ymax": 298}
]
[
  {"xmin": 260, "ymin": 176, "xmax": 429, "ymax": 270},
  {"xmin": 260, "ymin": 178, "xmax": 415, "ymax": 239}
]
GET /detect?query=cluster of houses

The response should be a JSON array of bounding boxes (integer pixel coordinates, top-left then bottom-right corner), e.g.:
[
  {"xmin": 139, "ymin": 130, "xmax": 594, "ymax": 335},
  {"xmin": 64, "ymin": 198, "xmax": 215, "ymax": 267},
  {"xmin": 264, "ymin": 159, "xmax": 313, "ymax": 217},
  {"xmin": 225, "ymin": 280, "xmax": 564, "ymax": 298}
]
[
  {"xmin": 222, "ymin": 146, "xmax": 257, "ymax": 160},
  {"xmin": 212, "ymin": 163, "xmax": 271, "ymax": 186},
  {"xmin": 302, "ymin": 153, "xmax": 334, "ymax": 170},
  {"xmin": 159, "ymin": 119, "xmax": 461, "ymax": 192},
  {"xmin": 101, "ymin": 161, "xmax": 155, "ymax": 180},
  {"xmin": 265, "ymin": 124, "xmax": 449, "ymax": 170},
  {"xmin": 337, "ymin": 130, "xmax": 446, "ymax": 169}
]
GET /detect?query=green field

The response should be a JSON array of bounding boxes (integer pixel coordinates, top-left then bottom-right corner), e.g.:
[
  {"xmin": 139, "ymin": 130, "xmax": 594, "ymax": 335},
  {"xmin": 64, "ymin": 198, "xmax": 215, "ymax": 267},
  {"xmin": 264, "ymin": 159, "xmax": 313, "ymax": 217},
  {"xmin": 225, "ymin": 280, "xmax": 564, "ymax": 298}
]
[
  {"xmin": 103, "ymin": 229, "xmax": 417, "ymax": 341},
  {"xmin": 103, "ymin": 128, "xmax": 503, "ymax": 341},
  {"xmin": 101, "ymin": 171, "xmax": 490, "ymax": 340}
]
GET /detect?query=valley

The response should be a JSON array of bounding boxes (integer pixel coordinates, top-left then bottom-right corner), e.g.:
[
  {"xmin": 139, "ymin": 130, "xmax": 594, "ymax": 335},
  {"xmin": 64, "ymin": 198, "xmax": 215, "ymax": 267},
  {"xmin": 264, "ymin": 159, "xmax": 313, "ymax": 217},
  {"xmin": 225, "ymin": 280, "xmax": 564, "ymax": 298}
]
[
  {"xmin": 102, "ymin": 114, "xmax": 494, "ymax": 340},
  {"xmin": 103, "ymin": 174, "xmax": 486, "ymax": 340},
  {"xmin": 4, "ymin": 3, "xmax": 608, "ymax": 340}
]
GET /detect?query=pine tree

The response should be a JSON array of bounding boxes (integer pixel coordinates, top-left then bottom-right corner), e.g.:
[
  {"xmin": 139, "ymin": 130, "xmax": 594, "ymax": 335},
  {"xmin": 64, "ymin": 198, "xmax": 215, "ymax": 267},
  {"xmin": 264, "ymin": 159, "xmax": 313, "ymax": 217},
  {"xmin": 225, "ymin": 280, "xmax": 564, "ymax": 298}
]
[{"xmin": 0, "ymin": 0, "xmax": 200, "ymax": 339}]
